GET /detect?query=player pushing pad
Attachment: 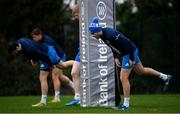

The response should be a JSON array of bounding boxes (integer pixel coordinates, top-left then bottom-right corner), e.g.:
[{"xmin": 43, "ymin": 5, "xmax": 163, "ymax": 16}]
[{"xmin": 89, "ymin": 16, "xmax": 172, "ymax": 110}]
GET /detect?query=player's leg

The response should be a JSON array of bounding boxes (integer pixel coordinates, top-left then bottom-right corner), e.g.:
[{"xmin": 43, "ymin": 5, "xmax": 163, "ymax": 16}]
[
  {"xmin": 60, "ymin": 53, "xmax": 74, "ymax": 90},
  {"xmin": 118, "ymin": 54, "xmax": 133, "ymax": 110},
  {"xmin": 134, "ymin": 63, "xmax": 172, "ymax": 91},
  {"xmin": 32, "ymin": 62, "xmax": 50, "ymax": 107},
  {"xmin": 119, "ymin": 69, "xmax": 132, "ymax": 110},
  {"xmin": 66, "ymin": 52, "xmax": 80, "ymax": 106},
  {"xmin": 59, "ymin": 73, "xmax": 74, "ymax": 90},
  {"xmin": 40, "ymin": 71, "xmax": 49, "ymax": 104},
  {"xmin": 48, "ymin": 67, "xmax": 61, "ymax": 103},
  {"xmin": 133, "ymin": 48, "xmax": 172, "ymax": 92},
  {"xmin": 134, "ymin": 62, "xmax": 162, "ymax": 76},
  {"xmin": 66, "ymin": 61, "xmax": 80, "ymax": 106},
  {"xmin": 32, "ymin": 70, "xmax": 49, "ymax": 107},
  {"xmin": 71, "ymin": 61, "xmax": 80, "ymax": 99}
]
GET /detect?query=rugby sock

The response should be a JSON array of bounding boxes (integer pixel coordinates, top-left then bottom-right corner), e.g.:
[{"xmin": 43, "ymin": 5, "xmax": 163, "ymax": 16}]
[
  {"xmin": 67, "ymin": 81, "xmax": 74, "ymax": 89},
  {"xmin": 123, "ymin": 97, "xmax": 130, "ymax": 107},
  {"xmin": 41, "ymin": 95, "xmax": 47, "ymax": 104},
  {"xmin": 74, "ymin": 93, "xmax": 80, "ymax": 100},
  {"xmin": 55, "ymin": 91, "xmax": 60, "ymax": 101},
  {"xmin": 159, "ymin": 73, "xmax": 168, "ymax": 81}
]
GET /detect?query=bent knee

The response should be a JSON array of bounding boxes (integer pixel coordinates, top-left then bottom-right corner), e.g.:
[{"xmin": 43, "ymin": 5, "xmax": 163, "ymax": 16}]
[
  {"xmin": 51, "ymin": 75, "xmax": 59, "ymax": 81},
  {"xmin": 120, "ymin": 75, "xmax": 128, "ymax": 82},
  {"xmin": 71, "ymin": 71, "xmax": 79, "ymax": 77}
]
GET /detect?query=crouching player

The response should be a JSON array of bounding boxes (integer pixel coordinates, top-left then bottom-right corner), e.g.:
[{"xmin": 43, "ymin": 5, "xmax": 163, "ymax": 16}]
[
  {"xmin": 30, "ymin": 28, "xmax": 74, "ymax": 107},
  {"xmin": 8, "ymin": 37, "xmax": 74, "ymax": 106}
]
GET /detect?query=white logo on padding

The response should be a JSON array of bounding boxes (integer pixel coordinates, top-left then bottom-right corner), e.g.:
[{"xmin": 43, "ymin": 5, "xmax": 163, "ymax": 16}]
[{"xmin": 96, "ymin": 1, "xmax": 107, "ymax": 20}]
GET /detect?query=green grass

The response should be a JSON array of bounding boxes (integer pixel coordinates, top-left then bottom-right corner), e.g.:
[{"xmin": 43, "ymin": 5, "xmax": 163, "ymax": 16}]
[{"xmin": 0, "ymin": 94, "xmax": 180, "ymax": 113}]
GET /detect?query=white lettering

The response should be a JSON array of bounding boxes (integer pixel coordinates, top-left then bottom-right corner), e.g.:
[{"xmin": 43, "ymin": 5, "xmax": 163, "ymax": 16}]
[{"xmin": 98, "ymin": 39, "xmax": 108, "ymax": 106}]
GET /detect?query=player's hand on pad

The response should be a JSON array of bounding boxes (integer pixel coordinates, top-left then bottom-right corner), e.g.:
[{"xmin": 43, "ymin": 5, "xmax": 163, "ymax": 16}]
[{"xmin": 115, "ymin": 58, "xmax": 121, "ymax": 68}]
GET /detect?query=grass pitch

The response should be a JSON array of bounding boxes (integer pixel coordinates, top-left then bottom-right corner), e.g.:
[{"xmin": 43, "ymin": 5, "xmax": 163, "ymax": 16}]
[{"xmin": 0, "ymin": 94, "xmax": 180, "ymax": 113}]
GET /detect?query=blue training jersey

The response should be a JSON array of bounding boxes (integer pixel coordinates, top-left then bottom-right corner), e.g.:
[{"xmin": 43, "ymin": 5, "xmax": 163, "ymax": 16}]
[
  {"xmin": 101, "ymin": 27, "xmax": 136, "ymax": 61},
  {"xmin": 17, "ymin": 38, "xmax": 50, "ymax": 62},
  {"xmin": 41, "ymin": 35, "xmax": 65, "ymax": 59}
]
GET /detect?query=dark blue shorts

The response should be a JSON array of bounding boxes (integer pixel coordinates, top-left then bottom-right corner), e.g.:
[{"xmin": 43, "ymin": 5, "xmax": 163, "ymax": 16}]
[
  {"xmin": 121, "ymin": 48, "xmax": 141, "ymax": 69},
  {"xmin": 39, "ymin": 54, "xmax": 66, "ymax": 71},
  {"xmin": 40, "ymin": 62, "xmax": 51, "ymax": 71}
]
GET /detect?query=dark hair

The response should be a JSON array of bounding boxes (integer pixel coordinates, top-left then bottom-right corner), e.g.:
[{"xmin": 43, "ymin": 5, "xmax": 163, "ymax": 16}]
[
  {"xmin": 8, "ymin": 42, "xmax": 18, "ymax": 54},
  {"xmin": 31, "ymin": 28, "xmax": 43, "ymax": 36}
]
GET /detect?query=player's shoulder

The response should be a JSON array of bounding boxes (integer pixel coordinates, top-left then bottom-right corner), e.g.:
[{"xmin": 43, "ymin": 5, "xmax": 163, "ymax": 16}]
[
  {"xmin": 43, "ymin": 35, "xmax": 55, "ymax": 42},
  {"xmin": 18, "ymin": 37, "xmax": 31, "ymax": 43},
  {"xmin": 102, "ymin": 27, "xmax": 113, "ymax": 30},
  {"xmin": 19, "ymin": 37, "xmax": 29, "ymax": 40},
  {"xmin": 102, "ymin": 27, "xmax": 117, "ymax": 36},
  {"xmin": 43, "ymin": 35, "xmax": 52, "ymax": 39},
  {"xmin": 102, "ymin": 27, "xmax": 116, "ymax": 33}
]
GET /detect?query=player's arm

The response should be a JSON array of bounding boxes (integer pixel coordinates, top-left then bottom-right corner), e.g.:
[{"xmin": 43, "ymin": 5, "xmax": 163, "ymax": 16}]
[
  {"xmin": 114, "ymin": 58, "xmax": 121, "ymax": 68},
  {"xmin": 56, "ymin": 60, "xmax": 74, "ymax": 69}
]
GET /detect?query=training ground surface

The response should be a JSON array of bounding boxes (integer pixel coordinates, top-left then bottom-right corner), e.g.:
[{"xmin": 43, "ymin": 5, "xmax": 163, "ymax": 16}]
[{"xmin": 0, "ymin": 94, "xmax": 180, "ymax": 113}]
